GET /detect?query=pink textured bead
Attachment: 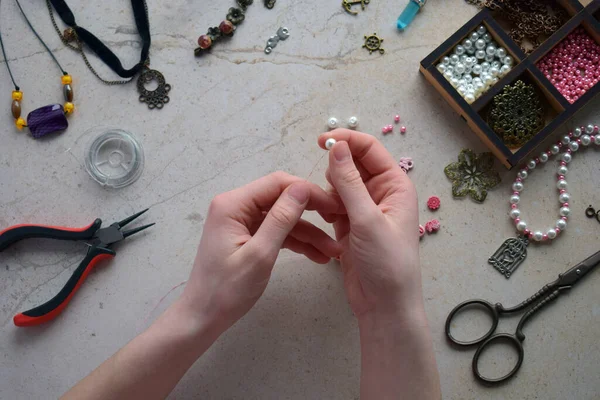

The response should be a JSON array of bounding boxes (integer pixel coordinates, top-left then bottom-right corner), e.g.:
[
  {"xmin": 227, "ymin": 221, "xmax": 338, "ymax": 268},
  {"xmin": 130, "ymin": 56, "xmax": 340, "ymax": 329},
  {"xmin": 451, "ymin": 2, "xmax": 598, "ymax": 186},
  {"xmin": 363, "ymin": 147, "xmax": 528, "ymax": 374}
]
[
  {"xmin": 425, "ymin": 219, "xmax": 440, "ymax": 234},
  {"xmin": 394, "ymin": 115, "xmax": 400, "ymax": 123}
]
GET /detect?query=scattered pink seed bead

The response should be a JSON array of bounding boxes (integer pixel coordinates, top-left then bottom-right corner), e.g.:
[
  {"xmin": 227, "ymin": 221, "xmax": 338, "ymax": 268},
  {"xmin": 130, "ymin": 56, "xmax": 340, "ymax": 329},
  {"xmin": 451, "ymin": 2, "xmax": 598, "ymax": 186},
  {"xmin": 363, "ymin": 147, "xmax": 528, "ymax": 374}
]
[
  {"xmin": 400, "ymin": 126, "xmax": 407, "ymax": 134},
  {"xmin": 394, "ymin": 115, "xmax": 400, "ymax": 123}
]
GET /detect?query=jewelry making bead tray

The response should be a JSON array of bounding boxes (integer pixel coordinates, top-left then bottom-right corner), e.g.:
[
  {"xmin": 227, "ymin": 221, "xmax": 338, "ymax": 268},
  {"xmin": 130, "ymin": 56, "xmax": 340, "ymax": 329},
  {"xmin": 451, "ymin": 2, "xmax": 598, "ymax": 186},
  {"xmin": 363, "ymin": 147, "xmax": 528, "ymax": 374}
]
[{"xmin": 420, "ymin": 0, "xmax": 600, "ymax": 169}]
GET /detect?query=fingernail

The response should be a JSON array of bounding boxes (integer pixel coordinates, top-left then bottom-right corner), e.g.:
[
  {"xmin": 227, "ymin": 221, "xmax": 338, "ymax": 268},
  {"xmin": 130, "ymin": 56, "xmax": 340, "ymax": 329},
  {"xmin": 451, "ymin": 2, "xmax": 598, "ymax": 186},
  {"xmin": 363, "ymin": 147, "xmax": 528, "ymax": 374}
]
[
  {"xmin": 332, "ymin": 141, "xmax": 350, "ymax": 162},
  {"xmin": 288, "ymin": 183, "xmax": 309, "ymax": 205}
]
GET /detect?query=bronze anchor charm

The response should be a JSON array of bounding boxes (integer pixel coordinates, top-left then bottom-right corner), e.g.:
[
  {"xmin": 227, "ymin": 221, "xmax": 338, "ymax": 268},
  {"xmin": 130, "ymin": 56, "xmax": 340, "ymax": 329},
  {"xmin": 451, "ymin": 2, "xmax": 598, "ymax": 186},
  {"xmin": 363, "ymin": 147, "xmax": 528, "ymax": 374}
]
[{"xmin": 342, "ymin": 0, "xmax": 370, "ymax": 14}]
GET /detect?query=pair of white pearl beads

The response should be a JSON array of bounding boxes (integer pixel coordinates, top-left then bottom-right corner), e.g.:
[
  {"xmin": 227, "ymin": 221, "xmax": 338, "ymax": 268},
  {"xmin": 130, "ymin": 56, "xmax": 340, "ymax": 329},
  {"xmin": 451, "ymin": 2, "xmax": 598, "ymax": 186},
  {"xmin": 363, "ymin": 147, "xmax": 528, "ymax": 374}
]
[
  {"xmin": 327, "ymin": 116, "xmax": 358, "ymax": 130},
  {"xmin": 509, "ymin": 123, "xmax": 600, "ymax": 243}
]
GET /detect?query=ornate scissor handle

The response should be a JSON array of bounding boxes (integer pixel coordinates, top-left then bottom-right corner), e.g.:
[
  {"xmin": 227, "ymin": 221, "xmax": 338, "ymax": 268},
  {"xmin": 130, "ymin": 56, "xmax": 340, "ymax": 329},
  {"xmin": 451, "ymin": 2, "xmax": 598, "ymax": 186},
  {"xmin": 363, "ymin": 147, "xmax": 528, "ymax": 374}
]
[
  {"xmin": 472, "ymin": 333, "xmax": 525, "ymax": 383},
  {"xmin": 445, "ymin": 299, "xmax": 500, "ymax": 346}
]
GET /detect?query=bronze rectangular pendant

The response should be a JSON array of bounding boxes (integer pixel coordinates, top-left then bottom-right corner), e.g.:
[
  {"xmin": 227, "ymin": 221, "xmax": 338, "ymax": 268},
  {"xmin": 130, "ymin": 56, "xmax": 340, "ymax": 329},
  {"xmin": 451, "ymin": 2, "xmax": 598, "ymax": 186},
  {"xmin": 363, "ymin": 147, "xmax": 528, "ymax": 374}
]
[{"xmin": 488, "ymin": 236, "xmax": 529, "ymax": 279}]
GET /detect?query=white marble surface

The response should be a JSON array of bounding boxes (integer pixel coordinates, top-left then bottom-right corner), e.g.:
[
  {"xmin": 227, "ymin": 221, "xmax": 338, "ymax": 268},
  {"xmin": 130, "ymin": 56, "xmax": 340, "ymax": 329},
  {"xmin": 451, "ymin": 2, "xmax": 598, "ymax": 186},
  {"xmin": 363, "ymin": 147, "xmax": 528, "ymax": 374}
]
[{"xmin": 1, "ymin": 0, "xmax": 600, "ymax": 398}]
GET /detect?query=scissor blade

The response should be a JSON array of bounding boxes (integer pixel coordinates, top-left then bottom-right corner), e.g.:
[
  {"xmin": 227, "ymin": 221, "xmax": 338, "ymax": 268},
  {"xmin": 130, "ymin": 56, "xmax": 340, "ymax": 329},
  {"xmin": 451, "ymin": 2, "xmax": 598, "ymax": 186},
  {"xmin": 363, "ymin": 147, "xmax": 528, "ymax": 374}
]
[{"xmin": 558, "ymin": 250, "xmax": 600, "ymax": 287}]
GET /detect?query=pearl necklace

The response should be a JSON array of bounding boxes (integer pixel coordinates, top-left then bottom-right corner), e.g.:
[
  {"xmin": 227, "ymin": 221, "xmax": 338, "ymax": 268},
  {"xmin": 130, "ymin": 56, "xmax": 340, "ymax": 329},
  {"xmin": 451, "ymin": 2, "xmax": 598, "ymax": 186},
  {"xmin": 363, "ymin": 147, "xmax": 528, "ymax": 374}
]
[{"xmin": 489, "ymin": 123, "xmax": 600, "ymax": 279}]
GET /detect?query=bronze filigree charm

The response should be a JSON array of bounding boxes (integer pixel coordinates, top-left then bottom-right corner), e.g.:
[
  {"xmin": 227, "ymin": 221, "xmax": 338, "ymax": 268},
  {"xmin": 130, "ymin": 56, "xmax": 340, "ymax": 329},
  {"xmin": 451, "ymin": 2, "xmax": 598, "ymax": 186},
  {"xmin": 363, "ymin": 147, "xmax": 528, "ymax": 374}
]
[
  {"xmin": 137, "ymin": 68, "xmax": 171, "ymax": 110},
  {"xmin": 488, "ymin": 80, "xmax": 544, "ymax": 149},
  {"xmin": 489, "ymin": 236, "xmax": 529, "ymax": 278}
]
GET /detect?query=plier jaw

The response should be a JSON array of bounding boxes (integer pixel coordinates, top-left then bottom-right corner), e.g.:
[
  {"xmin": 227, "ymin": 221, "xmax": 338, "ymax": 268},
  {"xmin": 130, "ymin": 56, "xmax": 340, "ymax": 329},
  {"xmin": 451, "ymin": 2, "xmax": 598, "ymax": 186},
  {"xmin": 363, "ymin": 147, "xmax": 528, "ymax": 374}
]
[{"xmin": 0, "ymin": 209, "xmax": 154, "ymax": 327}]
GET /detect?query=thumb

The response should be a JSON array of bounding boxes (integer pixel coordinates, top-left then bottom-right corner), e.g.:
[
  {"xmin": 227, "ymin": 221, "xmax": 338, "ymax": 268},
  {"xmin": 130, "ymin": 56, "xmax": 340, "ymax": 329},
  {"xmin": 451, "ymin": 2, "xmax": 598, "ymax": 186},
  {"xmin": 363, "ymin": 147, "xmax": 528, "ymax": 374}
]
[
  {"xmin": 328, "ymin": 141, "xmax": 378, "ymax": 224},
  {"xmin": 249, "ymin": 182, "xmax": 310, "ymax": 254}
]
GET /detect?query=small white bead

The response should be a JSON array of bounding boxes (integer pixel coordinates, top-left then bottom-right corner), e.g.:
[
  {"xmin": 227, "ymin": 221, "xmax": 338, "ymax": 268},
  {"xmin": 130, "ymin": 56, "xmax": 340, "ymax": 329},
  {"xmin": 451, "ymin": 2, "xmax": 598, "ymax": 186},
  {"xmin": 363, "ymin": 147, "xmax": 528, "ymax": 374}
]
[
  {"xmin": 475, "ymin": 39, "xmax": 486, "ymax": 50},
  {"xmin": 527, "ymin": 159, "xmax": 536, "ymax": 169},
  {"xmin": 559, "ymin": 206, "xmax": 571, "ymax": 217},
  {"xmin": 561, "ymin": 135, "xmax": 571, "ymax": 145},
  {"xmin": 442, "ymin": 56, "xmax": 451, "ymax": 65},
  {"xmin": 451, "ymin": 54, "xmax": 460, "ymax": 64},
  {"xmin": 486, "ymin": 45, "xmax": 496, "ymax": 56},
  {"xmin": 348, "ymin": 116, "xmax": 359, "ymax": 129},
  {"xmin": 550, "ymin": 144, "xmax": 560, "ymax": 154},
  {"xmin": 585, "ymin": 124, "xmax": 594, "ymax": 134},
  {"xmin": 482, "ymin": 33, "xmax": 492, "ymax": 43},
  {"xmin": 539, "ymin": 152, "xmax": 549, "ymax": 163},
  {"xmin": 481, "ymin": 62, "xmax": 491, "ymax": 71},
  {"xmin": 595, "ymin": 134, "xmax": 600, "ymax": 145},
  {"xmin": 463, "ymin": 39, "xmax": 473, "ymax": 50},
  {"xmin": 559, "ymin": 192, "xmax": 570, "ymax": 203},
  {"xmin": 500, "ymin": 65, "xmax": 511, "ymax": 76},
  {"xmin": 547, "ymin": 229, "xmax": 557, "ymax": 239},
  {"xmin": 562, "ymin": 153, "xmax": 572, "ymax": 163},
  {"xmin": 503, "ymin": 56, "xmax": 514, "ymax": 66},
  {"xmin": 470, "ymin": 32, "xmax": 480, "ymax": 42},
  {"xmin": 516, "ymin": 221, "xmax": 527, "ymax": 232},
  {"xmin": 568, "ymin": 141, "xmax": 579, "ymax": 152},
  {"xmin": 325, "ymin": 138, "xmax": 337, "ymax": 150},
  {"xmin": 518, "ymin": 170, "xmax": 528, "ymax": 179},
  {"xmin": 490, "ymin": 67, "xmax": 500, "ymax": 77},
  {"xmin": 509, "ymin": 209, "xmax": 521, "ymax": 219},
  {"xmin": 477, "ymin": 25, "xmax": 487, "ymax": 35},
  {"xmin": 557, "ymin": 179, "xmax": 568, "ymax": 190},
  {"xmin": 573, "ymin": 127, "xmax": 582, "ymax": 137},
  {"xmin": 476, "ymin": 50, "xmax": 486, "ymax": 59},
  {"xmin": 581, "ymin": 135, "xmax": 591, "ymax": 146},
  {"xmin": 465, "ymin": 94, "xmax": 475, "ymax": 104},
  {"xmin": 496, "ymin": 48, "xmax": 507, "ymax": 58},
  {"xmin": 512, "ymin": 182, "xmax": 524, "ymax": 192},
  {"xmin": 556, "ymin": 219, "xmax": 567, "ymax": 230},
  {"xmin": 557, "ymin": 165, "xmax": 568, "ymax": 175},
  {"xmin": 510, "ymin": 194, "xmax": 520, "ymax": 204},
  {"xmin": 327, "ymin": 117, "xmax": 339, "ymax": 129},
  {"xmin": 533, "ymin": 231, "xmax": 544, "ymax": 242},
  {"xmin": 472, "ymin": 64, "xmax": 482, "ymax": 75},
  {"xmin": 455, "ymin": 45, "xmax": 466, "ymax": 55}
]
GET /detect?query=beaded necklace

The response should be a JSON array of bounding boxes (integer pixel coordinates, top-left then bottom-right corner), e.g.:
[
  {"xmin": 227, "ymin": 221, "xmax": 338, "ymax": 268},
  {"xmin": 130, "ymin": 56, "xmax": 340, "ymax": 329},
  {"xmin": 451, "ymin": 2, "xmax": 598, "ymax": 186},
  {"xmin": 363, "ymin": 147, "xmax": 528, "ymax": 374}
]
[
  {"xmin": 489, "ymin": 123, "xmax": 600, "ymax": 279},
  {"xmin": 0, "ymin": 0, "xmax": 74, "ymax": 138}
]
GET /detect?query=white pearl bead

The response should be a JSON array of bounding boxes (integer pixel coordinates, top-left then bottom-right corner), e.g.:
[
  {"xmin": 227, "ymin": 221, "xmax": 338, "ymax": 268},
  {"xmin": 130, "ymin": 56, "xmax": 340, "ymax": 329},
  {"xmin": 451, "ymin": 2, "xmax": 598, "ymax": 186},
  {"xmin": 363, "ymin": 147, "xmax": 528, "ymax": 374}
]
[
  {"xmin": 464, "ymin": 75, "xmax": 473, "ymax": 83},
  {"xmin": 559, "ymin": 192, "xmax": 570, "ymax": 203},
  {"xmin": 470, "ymin": 32, "xmax": 480, "ymax": 42},
  {"xmin": 500, "ymin": 65, "xmax": 511, "ymax": 76},
  {"xmin": 496, "ymin": 48, "xmax": 507, "ymax": 58},
  {"xmin": 509, "ymin": 209, "xmax": 521, "ymax": 219},
  {"xmin": 465, "ymin": 94, "xmax": 475, "ymax": 104},
  {"xmin": 527, "ymin": 159, "xmax": 536, "ymax": 169},
  {"xmin": 585, "ymin": 124, "xmax": 594, "ymax": 134},
  {"xmin": 477, "ymin": 25, "xmax": 487, "ymax": 35},
  {"xmin": 503, "ymin": 56, "xmax": 514, "ymax": 66},
  {"xmin": 559, "ymin": 206, "xmax": 571, "ymax": 217},
  {"xmin": 486, "ymin": 45, "xmax": 496, "ymax": 56},
  {"xmin": 557, "ymin": 165, "xmax": 568, "ymax": 175},
  {"xmin": 481, "ymin": 62, "xmax": 491, "ymax": 71},
  {"xmin": 550, "ymin": 144, "xmax": 560, "ymax": 154},
  {"xmin": 512, "ymin": 182, "xmax": 524, "ymax": 192},
  {"xmin": 463, "ymin": 39, "xmax": 473, "ymax": 50},
  {"xmin": 561, "ymin": 135, "xmax": 570, "ymax": 144},
  {"xmin": 490, "ymin": 67, "xmax": 500, "ymax": 77},
  {"xmin": 485, "ymin": 53, "xmax": 495, "ymax": 62},
  {"xmin": 472, "ymin": 64, "xmax": 482, "ymax": 75},
  {"xmin": 547, "ymin": 229, "xmax": 557, "ymax": 239},
  {"xmin": 450, "ymin": 78, "xmax": 460, "ymax": 87},
  {"xmin": 476, "ymin": 50, "xmax": 486, "ymax": 59},
  {"xmin": 557, "ymin": 179, "xmax": 568, "ymax": 190},
  {"xmin": 516, "ymin": 221, "xmax": 527, "ymax": 231},
  {"xmin": 327, "ymin": 117, "xmax": 339, "ymax": 129},
  {"xmin": 325, "ymin": 138, "xmax": 337, "ymax": 150},
  {"xmin": 510, "ymin": 194, "xmax": 520, "ymax": 204},
  {"xmin": 455, "ymin": 63, "xmax": 466, "ymax": 74},
  {"xmin": 482, "ymin": 33, "xmax": 492, "ymax": 43},
  {"xmin": 581, "ymin": 135, "xmax": 591, "ymax": 146},
  {"xmin": 562, "ymin": 153, "xmax": 572, "ymax": 163},
  {"xmin": 518, "ymin": 170, "xmax": 528, "ymax": 179},
  {"xmin": 595, "ymin": 134, "xmax": 600, "ymax": 145},
  {"xmin": 556, "ymin": 219, "xmax": 567, "ymax": 230},
  {"xmin": 533, "ymin": 231, "xmax": 544, "ymax": 242},
  {"xmin": 455, "ymin": 45, "xmax": 466, "ymax": 55},
  {"xmin": 437, "ymin": 64, "xmax": 447, "ymax": 73},
  {"xmin": 568, "ymin": 141, "xmax": 579, "ymax": 152},
  {"xmin": 451, "ymin": 54, "xmax": 460, "ymax": 64},
  {"xmin": 539, "ymin": 152, "xmax": 549, "ymax": 163},
  {"xmin": 460, "ymin": 55, "xmax": 468, "ymax": 63},
  {"xmin": 573, "ymin": 127, "xmax": 582, "ymax": 137},
  {"xmin": 475, "ymin": 39, "xmax": 486, "ymax": 50},
  {"xmin": 348, "ymin": 116, "xmax": 359, "ymax": 129}
]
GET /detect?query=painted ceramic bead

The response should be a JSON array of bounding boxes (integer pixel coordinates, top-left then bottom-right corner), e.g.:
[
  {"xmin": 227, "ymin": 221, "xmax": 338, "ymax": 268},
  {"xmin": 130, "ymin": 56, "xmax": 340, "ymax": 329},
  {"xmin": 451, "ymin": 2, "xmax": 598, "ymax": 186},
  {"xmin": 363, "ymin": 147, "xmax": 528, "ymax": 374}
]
[
  {"xmin": 12, "ymin": 90, "xmax": 22, "ymax": 101},
  {"xmin": 198, "ymin": 35, "xmax": 212, "ymax": 49},
  {"xmin": 61, "ymin": 74, "xmax": 72, "ymax": 85},
  {"xmin": 64, "ymin": 102, "xmax": 75, "ymax": 114},
  {"xmin": 219, "ymin": 20, "xmax": 235, "ymax": 35},
  {"xmin": 15, "ymin": 117, "xmax": 26, "ymax": 130}
]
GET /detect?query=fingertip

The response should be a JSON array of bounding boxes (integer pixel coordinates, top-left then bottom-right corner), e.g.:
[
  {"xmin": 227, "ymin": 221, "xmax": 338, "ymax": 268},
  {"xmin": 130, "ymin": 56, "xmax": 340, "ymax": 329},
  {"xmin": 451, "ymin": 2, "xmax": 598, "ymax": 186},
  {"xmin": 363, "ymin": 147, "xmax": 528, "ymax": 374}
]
[{"xmin": 287, "ymin": 182, "xmax": 310, "ymax": 205}]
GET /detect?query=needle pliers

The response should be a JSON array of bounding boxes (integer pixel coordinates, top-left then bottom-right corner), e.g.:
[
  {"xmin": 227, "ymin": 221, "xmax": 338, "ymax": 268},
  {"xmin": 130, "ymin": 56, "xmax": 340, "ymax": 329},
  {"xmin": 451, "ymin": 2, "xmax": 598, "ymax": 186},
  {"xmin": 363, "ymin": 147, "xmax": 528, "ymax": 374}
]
[{"xmin": 0, "ymin": 209, "xmax": 154, "ymax": 327}]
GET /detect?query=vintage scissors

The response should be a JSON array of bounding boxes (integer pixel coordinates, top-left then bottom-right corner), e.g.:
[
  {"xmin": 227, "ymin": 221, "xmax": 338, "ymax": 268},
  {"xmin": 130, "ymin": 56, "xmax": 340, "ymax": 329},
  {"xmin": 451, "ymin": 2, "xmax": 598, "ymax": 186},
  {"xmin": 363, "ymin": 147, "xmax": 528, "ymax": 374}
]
[
  {"xmin": 0, "ymin": 209, "xmax": 154, "ymax": 327},
  {"xmin": 445, "ymin": 250, "xmax": 600, "ymax": 383}
]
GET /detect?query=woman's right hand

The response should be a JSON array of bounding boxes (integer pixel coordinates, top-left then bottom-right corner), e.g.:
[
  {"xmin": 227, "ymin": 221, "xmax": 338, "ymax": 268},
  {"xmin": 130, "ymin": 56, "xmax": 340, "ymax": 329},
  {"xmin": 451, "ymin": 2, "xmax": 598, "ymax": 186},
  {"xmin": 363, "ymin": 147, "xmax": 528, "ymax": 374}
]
[{"xmin": 318, "ymin": 130, "xmax": 423, "ymax": 320}]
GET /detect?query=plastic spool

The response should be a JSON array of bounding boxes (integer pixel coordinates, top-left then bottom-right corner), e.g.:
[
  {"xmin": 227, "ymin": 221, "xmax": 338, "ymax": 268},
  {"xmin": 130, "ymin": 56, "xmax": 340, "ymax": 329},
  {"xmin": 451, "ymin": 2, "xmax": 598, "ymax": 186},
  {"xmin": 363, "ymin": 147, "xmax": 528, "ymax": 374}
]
[{"xmin": 85, "ymin": 128, "xmax": 144, "ymax": 189}]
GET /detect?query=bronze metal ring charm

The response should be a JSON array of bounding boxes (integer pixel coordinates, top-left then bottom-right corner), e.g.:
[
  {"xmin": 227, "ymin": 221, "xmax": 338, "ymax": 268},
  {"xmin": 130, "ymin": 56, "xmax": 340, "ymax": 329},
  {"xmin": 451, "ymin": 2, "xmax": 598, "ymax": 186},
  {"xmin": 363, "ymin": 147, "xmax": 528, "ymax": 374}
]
[
  {"xmin": 137, "ymin": 68, "xmax": 171, "ymax": 110},
  {"xmin": 585, "ymin": 205, "xmax": 596, "ymax": 218}
]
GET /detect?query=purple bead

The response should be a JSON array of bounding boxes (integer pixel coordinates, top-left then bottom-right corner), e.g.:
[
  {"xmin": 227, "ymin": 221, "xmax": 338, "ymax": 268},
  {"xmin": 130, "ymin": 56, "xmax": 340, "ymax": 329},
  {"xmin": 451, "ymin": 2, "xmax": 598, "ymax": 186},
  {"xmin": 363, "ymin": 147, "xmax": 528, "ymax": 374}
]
[{"xmin": 27, "ymin": 104, "xmax": 68, "ymax": 138}]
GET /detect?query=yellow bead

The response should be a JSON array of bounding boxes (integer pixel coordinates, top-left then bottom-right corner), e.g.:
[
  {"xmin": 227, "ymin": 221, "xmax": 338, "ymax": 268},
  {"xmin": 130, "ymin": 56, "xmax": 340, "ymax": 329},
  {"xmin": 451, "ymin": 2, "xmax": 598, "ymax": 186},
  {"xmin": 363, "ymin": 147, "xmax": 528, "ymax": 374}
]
[
  {"xmin": 61, "ymin": 74, "xmax": 72, "ymax": 85},
  {"xmin": 15, "ymin": 117, "xmax": 26, "ymax": 130},
  {"xmin": 64, "ymin": 102, "xmax": 75, "ymax": 114},
  {"xmin": 12, "ymin": 90, "xmax": 23, "ymax": 101}
]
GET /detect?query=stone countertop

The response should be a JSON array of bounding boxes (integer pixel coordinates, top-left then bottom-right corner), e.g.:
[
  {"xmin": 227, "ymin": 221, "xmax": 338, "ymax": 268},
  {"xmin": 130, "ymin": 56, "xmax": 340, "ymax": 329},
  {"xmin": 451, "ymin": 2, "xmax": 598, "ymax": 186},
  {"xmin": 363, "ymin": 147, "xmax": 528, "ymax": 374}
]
[{"xmin": 1, "ymin": 0, "xmax": 599, "ymax": 398}]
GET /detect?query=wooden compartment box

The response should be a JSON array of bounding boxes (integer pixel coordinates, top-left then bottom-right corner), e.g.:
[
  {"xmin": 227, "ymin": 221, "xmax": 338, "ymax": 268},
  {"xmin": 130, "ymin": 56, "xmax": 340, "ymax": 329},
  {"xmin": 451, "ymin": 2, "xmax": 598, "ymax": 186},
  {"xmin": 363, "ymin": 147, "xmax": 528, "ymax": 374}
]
[{"xmin": 420, "ymin": 0, "xmax": 600, "ymax": 169}]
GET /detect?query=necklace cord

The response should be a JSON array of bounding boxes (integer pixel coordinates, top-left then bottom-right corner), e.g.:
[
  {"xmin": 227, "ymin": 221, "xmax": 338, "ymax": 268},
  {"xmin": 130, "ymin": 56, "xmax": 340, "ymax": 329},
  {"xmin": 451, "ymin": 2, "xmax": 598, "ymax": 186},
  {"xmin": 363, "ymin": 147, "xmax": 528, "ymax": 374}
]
[
  {"xmin": 48, "ymin": 0, "xmax": 151, "ymax": 78},
  {"xmin": 0, "ymin": 1, "xmax": 19, "ymax": 89},
  {"xmin": 14, "ymin": 0, "xmax": 67, "ymax": 75}
]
